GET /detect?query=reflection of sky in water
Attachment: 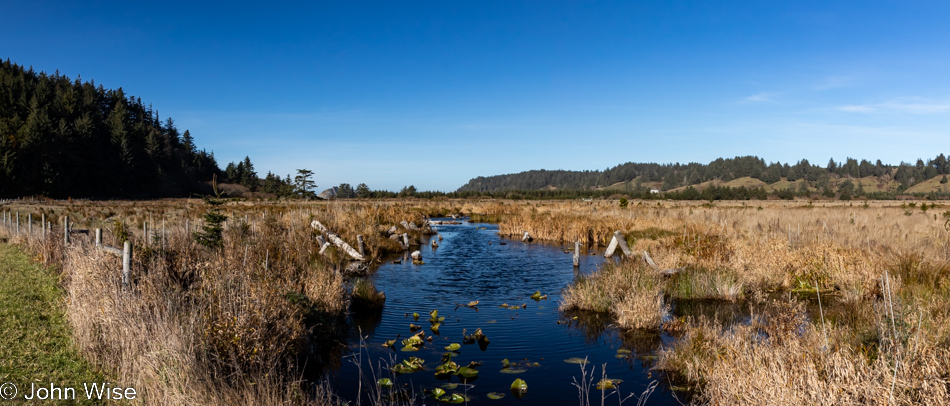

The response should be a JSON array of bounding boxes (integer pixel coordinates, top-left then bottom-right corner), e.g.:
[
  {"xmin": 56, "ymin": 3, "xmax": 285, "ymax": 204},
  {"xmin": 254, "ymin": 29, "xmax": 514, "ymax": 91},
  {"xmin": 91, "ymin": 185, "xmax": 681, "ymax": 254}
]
[{"xmin": 325, "ymin": 221, "xmax": 685, "ymax": 405}]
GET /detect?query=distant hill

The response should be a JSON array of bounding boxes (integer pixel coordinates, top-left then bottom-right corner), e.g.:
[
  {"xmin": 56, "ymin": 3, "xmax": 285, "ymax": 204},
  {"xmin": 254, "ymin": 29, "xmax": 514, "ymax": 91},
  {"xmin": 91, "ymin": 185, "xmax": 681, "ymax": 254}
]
[
  {"xmin": 0, "ymin": 60, "xmax": 220, "ymax": 197},
  {"xmin": 457, "ymin": 155, "xmax": 950, "ymax": 199}
]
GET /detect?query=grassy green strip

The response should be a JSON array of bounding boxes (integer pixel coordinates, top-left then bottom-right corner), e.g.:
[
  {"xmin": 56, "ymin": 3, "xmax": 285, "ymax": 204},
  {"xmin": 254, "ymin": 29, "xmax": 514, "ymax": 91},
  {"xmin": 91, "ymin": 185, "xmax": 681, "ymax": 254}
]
[{"xmin": 0, "ymin": 243, "xmax": 109, "ymax": 404}]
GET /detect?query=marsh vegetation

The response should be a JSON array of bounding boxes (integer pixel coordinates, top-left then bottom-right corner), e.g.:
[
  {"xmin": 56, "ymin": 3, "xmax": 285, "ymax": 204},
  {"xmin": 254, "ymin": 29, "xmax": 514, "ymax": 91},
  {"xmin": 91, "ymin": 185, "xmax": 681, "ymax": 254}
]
[{"xmin": 1, "ymin": 197, "xmax": 948, "ymax": 405}]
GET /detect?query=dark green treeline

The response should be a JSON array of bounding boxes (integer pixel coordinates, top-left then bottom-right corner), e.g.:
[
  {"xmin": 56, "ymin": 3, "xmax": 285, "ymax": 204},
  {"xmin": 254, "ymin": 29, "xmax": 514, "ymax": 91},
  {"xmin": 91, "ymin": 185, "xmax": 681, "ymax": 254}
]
[
  {"xmin": 458, "ymin": 155, "xmax": 950, "ymax": 195},
  {"xmin": 0, "ymin": 60, "xmax": 220, "ymax": 197}
]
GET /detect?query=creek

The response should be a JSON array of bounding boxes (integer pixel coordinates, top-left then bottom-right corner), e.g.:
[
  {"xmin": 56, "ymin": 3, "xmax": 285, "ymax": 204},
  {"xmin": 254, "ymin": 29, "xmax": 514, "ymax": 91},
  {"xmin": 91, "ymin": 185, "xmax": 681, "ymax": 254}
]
[{"xmin": 326, "ymin": 220, "xmax": 686, "ymax": 405}]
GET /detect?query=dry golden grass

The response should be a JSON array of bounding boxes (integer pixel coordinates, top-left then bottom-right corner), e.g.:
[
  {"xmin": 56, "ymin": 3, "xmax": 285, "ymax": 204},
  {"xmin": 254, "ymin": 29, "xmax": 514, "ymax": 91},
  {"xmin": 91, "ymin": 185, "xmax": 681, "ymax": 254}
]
[
  {"xmin": 471, "ymin": 198, "xmax": 950, "ymax": 404},
  {"xmin": 560, "ymin": 260, "xmax": 668, "ymax": 329},
  {"xmin": 658, "ymin": 300, "xmax": 950, "ymax": 405},
  {"xmin": 3, "ymin": 197, "xmax": 949, "ymax": 405}
]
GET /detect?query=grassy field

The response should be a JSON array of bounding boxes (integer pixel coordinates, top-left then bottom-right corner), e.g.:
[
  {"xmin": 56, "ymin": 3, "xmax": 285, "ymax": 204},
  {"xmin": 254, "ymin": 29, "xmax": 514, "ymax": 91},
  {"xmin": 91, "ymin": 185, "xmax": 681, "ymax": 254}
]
[
  {"xmin": 2, "ymin": 197, "xmax": 949, "ymax": 405},
  {"xmin": 0, "ymin": 243, "xmax": 110, "ymax": 405}
]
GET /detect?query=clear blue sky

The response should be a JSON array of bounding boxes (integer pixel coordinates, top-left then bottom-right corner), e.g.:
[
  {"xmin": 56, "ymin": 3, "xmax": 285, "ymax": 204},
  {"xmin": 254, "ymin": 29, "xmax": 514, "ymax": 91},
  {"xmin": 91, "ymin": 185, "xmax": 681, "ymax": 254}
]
[{"xmin": 4, "ymin": 1, "xmax": 949, "ymax": 191}]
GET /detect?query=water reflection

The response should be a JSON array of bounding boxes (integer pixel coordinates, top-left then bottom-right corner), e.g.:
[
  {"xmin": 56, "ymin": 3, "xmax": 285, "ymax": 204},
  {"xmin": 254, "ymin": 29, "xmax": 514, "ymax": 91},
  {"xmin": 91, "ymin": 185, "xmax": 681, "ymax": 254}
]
[{"xmin": 325, "ymin": 220, "xmax": 693, "ymax": 405}]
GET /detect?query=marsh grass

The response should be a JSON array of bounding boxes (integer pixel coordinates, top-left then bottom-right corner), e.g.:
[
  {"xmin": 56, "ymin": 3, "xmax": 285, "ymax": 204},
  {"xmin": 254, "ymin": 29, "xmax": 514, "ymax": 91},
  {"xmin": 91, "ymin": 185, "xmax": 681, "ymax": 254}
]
[
  {"xmin": 560, "ymin": 260, "xmax": 669, "ymax": 329},
  {"xmin": 4, "ymin": 198, "xmax": 950, "ymax": 404},
  {"xmin": 351, "ymin": 278, "xmax": 386, "ymax": 310}
]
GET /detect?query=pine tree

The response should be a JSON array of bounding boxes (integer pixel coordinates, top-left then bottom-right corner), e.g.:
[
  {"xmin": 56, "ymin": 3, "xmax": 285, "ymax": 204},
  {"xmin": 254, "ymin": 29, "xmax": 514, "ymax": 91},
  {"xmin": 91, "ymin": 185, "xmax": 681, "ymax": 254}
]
[{"xmin": 294, "ymin": 169, "xmax": 316, "ymax": 198}]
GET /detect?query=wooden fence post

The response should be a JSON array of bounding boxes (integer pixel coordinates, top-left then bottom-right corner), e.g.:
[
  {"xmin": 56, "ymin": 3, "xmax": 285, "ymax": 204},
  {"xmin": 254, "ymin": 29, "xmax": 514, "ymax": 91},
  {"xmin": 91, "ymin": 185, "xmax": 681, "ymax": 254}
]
[
  {"xmin": 41, "ymin": 213, "xmax": 45, "ymax": 237},
  {"xmin": 28, "ymin": 213, "xmax": 32, "ymax": 235},
  {"xmin": 95, "ymin": 228, "xmax": 102, "ymax": 246},
  {"xmin": 122, "ymin": 241, "xmax": 131, "ymax": 288},
  {"xmin": 15, "ymin": 211, "xmax": 19, "ymax": 235},
  {"xmin": 143, "ymin": 221, "xmax": 148, "ymax": 246},
  {"xmin": 574, "ymin": 241, "xmax": 580, "ymax": 267},
  {"xmin": 64, "ymin": 216, "xmax": 69, "ymax": 244},
  {"xmin": 357, "ymin": 235, "xmax": 365, "ymax": 256}
]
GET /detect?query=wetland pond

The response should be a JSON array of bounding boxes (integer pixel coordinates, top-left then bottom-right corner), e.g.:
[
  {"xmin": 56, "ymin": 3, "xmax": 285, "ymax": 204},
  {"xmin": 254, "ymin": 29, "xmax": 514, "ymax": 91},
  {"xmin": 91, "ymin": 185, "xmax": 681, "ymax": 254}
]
[{"xmin": 327, "ymin": 220, "xmax": 686, "ymax": 405}]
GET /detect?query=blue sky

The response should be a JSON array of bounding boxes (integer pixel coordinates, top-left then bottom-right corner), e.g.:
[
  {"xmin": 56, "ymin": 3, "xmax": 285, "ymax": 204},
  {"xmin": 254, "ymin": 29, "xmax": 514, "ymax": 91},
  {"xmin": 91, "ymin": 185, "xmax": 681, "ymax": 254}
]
[{"xmin": 4, "ymin": 1, "xmax": 950, "ymax": 191}]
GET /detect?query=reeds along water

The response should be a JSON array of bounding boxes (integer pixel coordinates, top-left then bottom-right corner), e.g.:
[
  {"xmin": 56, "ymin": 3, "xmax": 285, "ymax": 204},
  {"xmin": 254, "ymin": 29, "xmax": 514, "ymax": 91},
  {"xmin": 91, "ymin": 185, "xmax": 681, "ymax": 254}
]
[
  {"xmin": 2, "ymin": 198, "xmax": 949, "ymax": 404},
  {"xmin": 475, "ymin": 199, "xmax": 950, "ymax": 404}
]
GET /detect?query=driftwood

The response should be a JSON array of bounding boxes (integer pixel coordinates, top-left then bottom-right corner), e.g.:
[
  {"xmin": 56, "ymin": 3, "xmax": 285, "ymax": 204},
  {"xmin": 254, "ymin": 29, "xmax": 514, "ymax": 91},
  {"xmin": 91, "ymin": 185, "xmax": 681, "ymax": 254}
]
[
  {"xmin": 522, "ymin": 231, "xmax": 533, "ymax": 242},
  {"xmin": 642, "ymin": 250, "xmax": 658, "ymax": 269},
  {"xmin": 641, "ymin": 250, "xmax": 682, "ymax": 276},
  {"xmin": 387, "ymin": 225, "xmax": 398, "ymax": 235},
  {"xmin": 316, "ymin": 235, "xmax": 331, "ymax": 255},
  {"xmin": 431, "ymin": 239, "xmax": 439, "ymax": 248},
  {"xmin": 402, "ymin": 233, "xmax": 410, "ymax": 249},
  {"xmin": 604, "ymin": 231, "xmax": 632, "ymax": 257},
  {"xmin": 428, "ymin": 220, "xmax": 461, "ymax": 225},
  {"xmin": 310, "ymin": 220, "xmax": 366, "ymax": 261},
  {"xmin": 344, "ymin": 262, "xmax": 369, "ymax": 276}
]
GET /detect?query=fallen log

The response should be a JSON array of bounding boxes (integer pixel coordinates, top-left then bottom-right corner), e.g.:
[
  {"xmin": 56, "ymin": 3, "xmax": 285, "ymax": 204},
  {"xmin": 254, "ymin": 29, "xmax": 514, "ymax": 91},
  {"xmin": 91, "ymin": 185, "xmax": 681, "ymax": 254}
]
[
  {"xmin": 310, "ymin": 220, "xmax": 366, "ymax": 261},
  {"xmin": 603, "ymin": 231, "xmax": 633, "ymax": 257}
]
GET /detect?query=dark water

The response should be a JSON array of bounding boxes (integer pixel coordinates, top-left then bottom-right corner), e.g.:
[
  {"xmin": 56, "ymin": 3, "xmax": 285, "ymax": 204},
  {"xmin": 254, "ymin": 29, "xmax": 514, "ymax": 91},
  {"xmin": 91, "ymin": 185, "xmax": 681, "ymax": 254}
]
[{"xmin": 327, "ymin": 221, "xmax": 684, "ymax": 405}]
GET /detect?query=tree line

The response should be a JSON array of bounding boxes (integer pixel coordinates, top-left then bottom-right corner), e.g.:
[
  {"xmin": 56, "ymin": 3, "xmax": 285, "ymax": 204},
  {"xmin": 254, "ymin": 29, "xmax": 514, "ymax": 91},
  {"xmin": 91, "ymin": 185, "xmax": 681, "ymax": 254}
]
[
  {"xmin": 457, "ymin": 155, "xmax": 950, "ymax": 196},
  {"xmin": 0, "ymin": 60, "xmax": 220, "ymax": 197},
  {"xmin": 4, "ymin": 59, "xmax": 947, "ymax": 201}
]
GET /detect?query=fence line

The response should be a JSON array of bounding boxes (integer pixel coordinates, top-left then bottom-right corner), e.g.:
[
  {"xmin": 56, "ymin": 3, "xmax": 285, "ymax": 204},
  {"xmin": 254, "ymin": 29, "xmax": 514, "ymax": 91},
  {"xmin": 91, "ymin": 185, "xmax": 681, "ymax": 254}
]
[{"xmin": 0, "ymin": 209, "xmax": 133, "ymax": 288}]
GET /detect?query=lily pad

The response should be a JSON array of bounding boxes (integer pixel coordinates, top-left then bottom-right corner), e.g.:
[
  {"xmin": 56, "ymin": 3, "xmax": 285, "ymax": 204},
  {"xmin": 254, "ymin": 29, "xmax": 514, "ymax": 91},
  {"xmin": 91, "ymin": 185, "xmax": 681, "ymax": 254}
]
[
  {"xmin": 499, "ymin": 368, "xmax": 526, "ymax": 374},
  {"xmin": 382, "ymin": 339, "xmax": 396, "ymax": 348},
  {"xmin": 456, "ymin": 366, "xmax": 479, "ymax": 378},
  {"xmin": 410, "ymin": 323, "xmax": 421, "ymax": 331},
  {"xmin": 401, "ymin": 331, "xmax": 425, "ymax": 348},
  {"xmin": 487, "ymin": 392, "xmax": 506, "ymax": 400},
  {"xmin": 509, "ymin": 377, "xmax": 528, "ymax": 399},
  {"xmin": 501, "ymin": 358, "xmax": 510, "ymax": 368},
  {"xmin": 595, "ymin": 379, "xmax": 623, "ymax": 390},
  {"xmin": 413, "ymin": 312, "xmax": 420, "ymax": 321},
  {"xmin": 430, "ymin": 322, "xmax": 441, "ymax": 333},
  {"xmin": 400, "ymin": 344, "xmax": 420, "ymax": 352},
  {"xmin": 440, "ymin": 394, "xmax": 465, "ymax": 404},
  {"xmin": 430, "ymin": 388, "xmax": 446, "ymax": 398},
  {"xmin": 392, "ymin": 357, "xmax": 425, "ymax": 374},
  {"xmin": 486, "ymin": 319, "xmax": 497, "ymax": 324},
  {"xmin": 444, "ymin": 343, "xmax": 461, "ymax": 352},
  {"xmin": 377, "ymin": 378, "xmax": 393, "ymax": 388},
  {"xmin": 530, "ymin": 290, "xmax": 547, "ymax": 301},
  {"xmin": 435, "ymin": 361, "xmax": 459, "ymax": 376},
  {"xmin": 564, "ymin": 357, "xmax": 589, "ymax": 365},
  {"xmin": 441, "ymin": 383, "xmax": 458, "ymax": 390}
]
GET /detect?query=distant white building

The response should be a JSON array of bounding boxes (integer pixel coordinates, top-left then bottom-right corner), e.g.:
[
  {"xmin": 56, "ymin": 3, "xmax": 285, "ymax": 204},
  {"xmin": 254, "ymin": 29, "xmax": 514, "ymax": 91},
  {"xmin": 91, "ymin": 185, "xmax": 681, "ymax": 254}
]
[{"xmin": 650, "ymin": 189, "xmax": 660, "ymax": 194}]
